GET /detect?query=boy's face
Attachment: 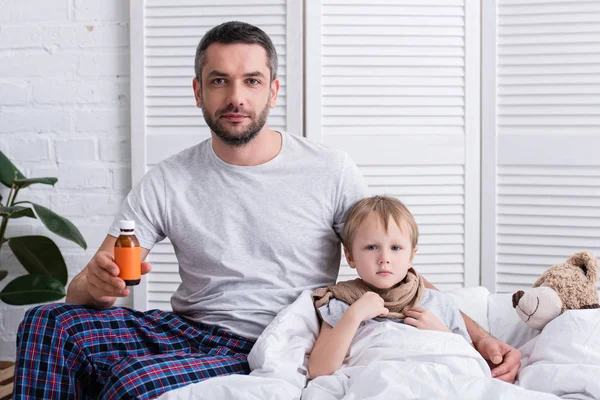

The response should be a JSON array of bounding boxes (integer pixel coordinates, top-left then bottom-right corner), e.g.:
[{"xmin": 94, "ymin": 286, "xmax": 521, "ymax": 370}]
[
  {"xmin": 345, "ymin": 214, "xmax": 417, "ymax": 289},
  {"xmin": 192, "ymin": 42, "xmax": 280, "ymax": 146}
]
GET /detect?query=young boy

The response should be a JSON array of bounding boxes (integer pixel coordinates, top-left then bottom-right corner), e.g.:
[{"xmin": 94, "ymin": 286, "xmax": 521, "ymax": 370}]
[{"xmin": 308, "ymin": 195, "xmax": 470, "ymax": 378}]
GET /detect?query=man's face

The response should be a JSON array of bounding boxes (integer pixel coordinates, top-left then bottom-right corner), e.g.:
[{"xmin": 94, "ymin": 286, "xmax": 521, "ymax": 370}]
[{"xmin": 193, "ymin": 42, "xmax": 279, "ymax": 147}]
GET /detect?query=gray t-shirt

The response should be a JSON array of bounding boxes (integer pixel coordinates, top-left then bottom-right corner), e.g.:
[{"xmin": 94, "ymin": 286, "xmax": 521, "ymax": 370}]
[
  {"xmin": 318, "ymin": 288, "xmax": 471, "ymax": 343},
  {"xmin": 109, "ymin": 131, "xmax": 368, "ymax": 340}
]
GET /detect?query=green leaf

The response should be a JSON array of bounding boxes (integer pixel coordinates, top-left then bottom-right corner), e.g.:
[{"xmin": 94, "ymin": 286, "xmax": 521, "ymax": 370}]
[
  {"xmin": 8, "ymin": 236, "xmax": 68, "ymax": 285},
  {"xmin": 0, "ymin": 206, "xmax": 36, "ymax": 219},
  {"xmin": 0, "ymin": 274, "xmax": 65, "ymax": 305},
  {"xmin": 0, "ymin": 150, "xmax": 26, "ymax": 188},
  {"xmin": 14, "ymin": 177, "xmax": 58, "ymax": 189},
  {"xmin": 0, "ymin": 270, "xmax": 7, "ymax": 282},
  {"xmin": 23, "ymin": 202, "xmax": 87, "ymax": 250}
]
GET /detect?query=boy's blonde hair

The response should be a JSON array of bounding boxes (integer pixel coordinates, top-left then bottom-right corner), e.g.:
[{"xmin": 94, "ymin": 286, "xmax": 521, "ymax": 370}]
[{"xmin": 343, "ymin": 196, "xmax": 419, "ymax": 253}]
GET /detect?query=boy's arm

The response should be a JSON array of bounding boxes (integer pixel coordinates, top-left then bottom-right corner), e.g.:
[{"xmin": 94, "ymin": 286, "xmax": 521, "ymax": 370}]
[
  {"xmin": 308, "ymin": 312, "xmax": 362, "ymax": 379},
  {"xmin": 422, "ymin": 278, "xmax": 489, "ymax": 342},
  {"xmin": 422, "ymin": 276, "xmax": 521, "ymax": 383}
]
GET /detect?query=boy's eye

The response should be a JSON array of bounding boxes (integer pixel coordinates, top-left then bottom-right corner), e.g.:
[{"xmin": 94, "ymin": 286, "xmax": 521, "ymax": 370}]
[
  {"xmin": 391, "ymin": 245, "xmax": 401, "ymax": 251},
  {"xmin": 366, "ymin": 245, "xmax": 377, "ymax": 250}
]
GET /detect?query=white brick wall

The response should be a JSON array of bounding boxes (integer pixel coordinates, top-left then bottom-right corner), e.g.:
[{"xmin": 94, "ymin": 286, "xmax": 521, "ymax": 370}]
[{"xmin": 0, "ymin": 0, "xmax": 132, "ymax": 360}]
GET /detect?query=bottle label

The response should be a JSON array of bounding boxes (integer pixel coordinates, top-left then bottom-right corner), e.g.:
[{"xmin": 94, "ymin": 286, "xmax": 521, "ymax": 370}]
[{"xmin": 114, "ymin": 247, "xmax": 141, "ymax": 280}]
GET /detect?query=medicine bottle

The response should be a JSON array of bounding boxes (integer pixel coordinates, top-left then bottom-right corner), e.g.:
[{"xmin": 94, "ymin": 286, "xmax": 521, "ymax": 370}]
[{"xmin": 114, "ymin": 220, "xmax": 141, "ymax": 286}]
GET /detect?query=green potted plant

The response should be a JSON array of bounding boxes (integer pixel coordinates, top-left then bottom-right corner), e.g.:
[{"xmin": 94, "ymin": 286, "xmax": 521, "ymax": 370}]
[{"xmin": 0, "ymin": 150, "xmax": 87, "ymax": 305}]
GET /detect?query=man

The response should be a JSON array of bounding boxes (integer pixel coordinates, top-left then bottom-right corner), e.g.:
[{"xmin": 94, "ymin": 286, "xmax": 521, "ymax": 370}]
[{"xmin": 14, "ymin": 21, "xmax": 520, "ymax": 399}]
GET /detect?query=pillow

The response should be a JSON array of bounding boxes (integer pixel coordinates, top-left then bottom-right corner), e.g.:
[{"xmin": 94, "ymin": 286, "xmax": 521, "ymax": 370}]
[
  {"xmin": 487, "ymin": 293, "xmax": 539, "ymax": 349},
  {"xmin": 444, "ymin": 286, "xmax": 491, "ymax": 332}
]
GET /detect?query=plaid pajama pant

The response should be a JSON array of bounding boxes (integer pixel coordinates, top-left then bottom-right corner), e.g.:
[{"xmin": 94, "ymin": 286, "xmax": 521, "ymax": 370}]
[{"xmin": 13, "ymin": 303, "xmax": 255, "ymax": 399}]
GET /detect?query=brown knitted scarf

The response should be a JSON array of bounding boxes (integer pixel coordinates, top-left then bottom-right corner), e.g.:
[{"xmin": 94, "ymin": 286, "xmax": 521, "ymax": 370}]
[{"xmin": 312, "ymin": 268, "xmax": 425, "ymax": 319}]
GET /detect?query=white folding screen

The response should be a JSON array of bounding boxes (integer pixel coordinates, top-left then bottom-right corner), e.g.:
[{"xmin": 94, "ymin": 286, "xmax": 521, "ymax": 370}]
[
  {"xmin": 130, "ymin": 0, "xmax": 303, "ymax": 310},
  {"xmin": 306, "ymin": 0, "xmax": 481, "ymax": 289},
  {"xmin": 482, "ymin": 0, "xmax": 600, "ymax": 293},
  {"xmin": 130, "ymin": 0, "xmax": 599, "ymax": 308}
]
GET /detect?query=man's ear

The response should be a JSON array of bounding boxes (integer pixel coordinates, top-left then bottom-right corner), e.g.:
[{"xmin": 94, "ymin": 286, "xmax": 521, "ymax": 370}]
[
  {"xmin": 344, "ymin": 246, "xmax": 356, "ymax": 269},
  {"xmin": 192, "ymin": 77, "xmax": 202, "ymax": 108},
  {"xmin": 269, "ymin": 78, "xmax": 280, "ymax": 108}
]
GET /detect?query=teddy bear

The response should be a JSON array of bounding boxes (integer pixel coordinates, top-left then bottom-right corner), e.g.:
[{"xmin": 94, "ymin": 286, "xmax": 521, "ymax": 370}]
[{"xmin": 512, "ymin": 251, "xmax": 600, "ymax": 330}]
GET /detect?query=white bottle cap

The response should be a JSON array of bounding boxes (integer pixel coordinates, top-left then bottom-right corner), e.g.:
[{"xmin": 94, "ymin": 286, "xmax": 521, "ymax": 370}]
[{"xmin": 119, "ymin": 220, "xmax": 135, "ymax": 230}]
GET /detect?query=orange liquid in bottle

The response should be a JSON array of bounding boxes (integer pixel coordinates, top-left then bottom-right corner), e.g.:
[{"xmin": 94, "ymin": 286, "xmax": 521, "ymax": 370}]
[{"xmin": 114, "ymin": 220, "xmax": 141, "ymax": 286}]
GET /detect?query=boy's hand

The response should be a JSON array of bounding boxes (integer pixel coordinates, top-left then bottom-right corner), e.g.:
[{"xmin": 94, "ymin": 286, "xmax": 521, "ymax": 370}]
[
  {"xmin": 404, "ymin": 307, "xmax": 451, "ymax": 333},
  {"xmin": 348, "ymin": 292, "xmax": 389, "ymax": 322}
]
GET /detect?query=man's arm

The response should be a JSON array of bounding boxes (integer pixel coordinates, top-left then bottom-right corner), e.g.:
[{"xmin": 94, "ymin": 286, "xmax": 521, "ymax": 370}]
[
  {"xmin": 422, "ymin": 277, "xmax": 521, "ymax": 383},
  {"xmin": 459, "ymin": 310, "xmax": 489, "ymax": 344},
  {"xmin": 66, "ymin": 235, "xmax": 151, "ymax": 309}
]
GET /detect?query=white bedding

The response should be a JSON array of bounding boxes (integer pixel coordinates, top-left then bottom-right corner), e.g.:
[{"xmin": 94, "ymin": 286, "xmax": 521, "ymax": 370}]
[
  {"xmin": 156, "ymin": 291, "xmax": 317, "ymax": 400},
  {"xmin": 517, "ymin": 310, "xmax": 600, "ymax": 400},
  {"xmin": 302, "ymin": 318, "xmax": 497, "ymax": 400},
  {"xmin": 157, "ymin": 289, "xmax": 600, "ymax": 400}
]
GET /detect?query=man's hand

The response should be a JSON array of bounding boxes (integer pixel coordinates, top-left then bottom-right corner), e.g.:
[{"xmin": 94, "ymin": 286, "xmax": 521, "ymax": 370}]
[
  {"xmin": 86, "ymin": 251, "xmax": 152, "ymax": 306},
  {"xmin": 474, "ymin": 335, "xmax": 521, "ymax": 383},
  {"xmin": 404, "ymin": 307, "xmax": 451, "ymax": 333}
]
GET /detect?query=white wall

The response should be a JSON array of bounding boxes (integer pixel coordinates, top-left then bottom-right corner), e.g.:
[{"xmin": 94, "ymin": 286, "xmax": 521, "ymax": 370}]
[{"xmin": 0, "ymin": 0, "xmax": 131, "ymax": 360}]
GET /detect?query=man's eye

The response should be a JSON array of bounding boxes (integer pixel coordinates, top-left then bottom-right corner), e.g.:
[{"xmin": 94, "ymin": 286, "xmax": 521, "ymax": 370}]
[
  {"xmin": 247, "ymin": 78, "xmax": 260, "ymax": 85},
  {"xmin": 212, "ymin": 78, "xmax": 225, "ymax": 84},
  {"xmin": 391, "ymin": 245, "xmax": 401, "ymax": 251},
  {"xmin": 366, "ymin": 245, "xmax": 377, "ymax": 250}
]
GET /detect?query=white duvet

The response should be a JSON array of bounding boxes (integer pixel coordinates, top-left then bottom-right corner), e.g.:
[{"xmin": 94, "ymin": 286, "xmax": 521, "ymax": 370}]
[
  {"xmin": 157, "ymin": 290, "xmax": 600, "ymax": 400},
  {"xmin": 517, "ymin": 310, "xmax": 600, "ymax": 400}
]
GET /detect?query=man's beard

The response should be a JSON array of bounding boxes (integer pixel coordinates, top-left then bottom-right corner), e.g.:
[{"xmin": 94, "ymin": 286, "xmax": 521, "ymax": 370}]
[{"xmin": 201, "ymin": 95, "xmax": 271, "ymax": 147}]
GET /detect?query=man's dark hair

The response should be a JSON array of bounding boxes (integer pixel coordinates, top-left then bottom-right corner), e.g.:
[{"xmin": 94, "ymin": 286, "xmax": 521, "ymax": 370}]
[{"xmin": 194, "ymin": 21, "xmax": 278, "ymax": 82}]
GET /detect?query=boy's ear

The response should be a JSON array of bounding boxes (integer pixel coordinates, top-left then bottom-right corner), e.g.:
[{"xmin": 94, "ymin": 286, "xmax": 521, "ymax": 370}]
[
  {"xmin": 344, "ymin": 246, "xmax": 356, "ymax": 269},
  {"xmin": 410, "ymin": 246, "xmax": 418, "ymax": 262}
]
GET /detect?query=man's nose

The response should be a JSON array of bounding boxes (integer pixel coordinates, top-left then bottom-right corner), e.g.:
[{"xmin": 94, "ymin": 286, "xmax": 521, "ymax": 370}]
[{"xmin": 226, "ymin": 82, "xmax": 244, "ymax": 107}]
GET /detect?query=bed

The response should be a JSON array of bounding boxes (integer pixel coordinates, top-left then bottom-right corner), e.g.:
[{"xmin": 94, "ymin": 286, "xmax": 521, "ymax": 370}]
[{"xmin": 156, "ymin": 287, "xmax": 600, "ymax": 400}]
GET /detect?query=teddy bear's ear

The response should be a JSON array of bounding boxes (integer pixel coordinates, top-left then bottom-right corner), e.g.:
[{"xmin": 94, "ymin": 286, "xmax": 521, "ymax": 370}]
[{"xmin": 567, "ymin": 251, "xmax": 599, "ymax": 283}]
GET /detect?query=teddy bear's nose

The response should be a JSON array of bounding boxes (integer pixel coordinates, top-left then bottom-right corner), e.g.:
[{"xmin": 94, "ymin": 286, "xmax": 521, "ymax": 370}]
[{"xmin": 512, "ymin": 290, "xmax": 525, "ymax": 308}]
